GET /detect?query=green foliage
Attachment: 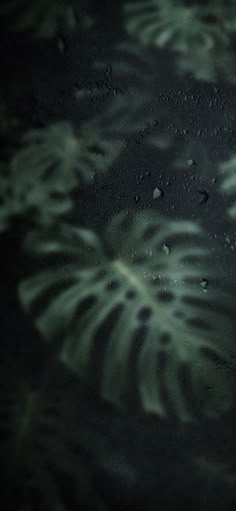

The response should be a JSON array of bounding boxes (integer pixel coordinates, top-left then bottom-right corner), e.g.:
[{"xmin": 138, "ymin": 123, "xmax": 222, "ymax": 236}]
[
  {"xmin": 0, "ymin": 119, "xmax": 121, "ymax": 232},
  {"xmin": 18, "ymin": 210, "xmax": 236, "ymax": 421},
  {"xmin": 219, "ymin": 153, "xmax": 236, "ymax": 219},
  {"xmin": 124, "ymin": 0, "xmax": 236, "ymax": 82},
  {"xmin": 0, "ymin": 357, "xmax": 107, "ymax": 510},
  {"xmin": 0, "ymin": 0, "xmax": 94, "ymax": 38},
  {"xmin": 0, "ymin": 123, "xmax": 77, "ymax": 231}
]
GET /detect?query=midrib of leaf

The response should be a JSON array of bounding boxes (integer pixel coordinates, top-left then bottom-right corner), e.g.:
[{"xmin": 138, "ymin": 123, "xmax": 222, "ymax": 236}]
[
  {"xmin": 113, "ymin": 258, "xmax": 149, "ymax": 294},
  {"xmin": 113, "ymin": 258, "xmax": 165, "ymax": 316}
]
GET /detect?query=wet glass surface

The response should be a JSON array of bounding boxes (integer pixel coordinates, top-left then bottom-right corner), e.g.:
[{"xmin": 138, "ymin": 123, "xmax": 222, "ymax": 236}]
[{"xmin": 0, "ymin": 1, "xmax": 236, "ymax": 510}]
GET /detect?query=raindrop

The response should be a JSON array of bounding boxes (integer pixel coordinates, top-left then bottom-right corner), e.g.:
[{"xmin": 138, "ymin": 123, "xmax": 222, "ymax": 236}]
[
  {"xmin": 163, "ymin": 243, "xmax": 171, "ymax": 255},
  {"xmin": 187, "ymin": 159, "xmax": 195, "ymax": 166},
  {"xmin": 153, "ymin": 187, "xmax": 164, "ymax": 200},
  {"xmin": 57, "ymin": 36, "xmax": 68, "ymax": 54},
  {"xmin": 134, "ymin": 194, "xmax": 140, "ymax": 203},
  {"xmin": 198, "ymin": 190, "xmax": 209, "ymax": 204},
  {"xmin": 200, "ymin": 278, "xmax": 208, "ymax": 291}
]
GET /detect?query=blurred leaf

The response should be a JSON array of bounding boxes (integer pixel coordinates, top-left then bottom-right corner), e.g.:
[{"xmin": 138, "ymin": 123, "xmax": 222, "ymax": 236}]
[
  {"xmin": 0, "ymin": 0, "xmax": 94, "ymax": 39},
  {"xmin": 19, "ymin": 210, "xmax": 236, "ymax": 421}
]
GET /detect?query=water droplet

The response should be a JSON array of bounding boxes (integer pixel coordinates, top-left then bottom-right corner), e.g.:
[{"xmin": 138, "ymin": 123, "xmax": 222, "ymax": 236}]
[
  {"xmin": 153, "ymin": 187, "xmax": 163, "ymax": 200},
  {"xmin": 57, "ymin": 36, "xmax": 68, "ymax": 54},
  {"xmin": 163, "ymin": 243, "xmax": 170, "ymax": 255},
  {"xmin": 187, "ymin": 159, "xmax": 195, "ymax": 166},
  {"xmin": 134, "ymin": 194, "xmax": 140, "ymax": 203},
  {"xmin": 200, "ymin": 278, "xmax": 208, "ymax": 291},
  {"xmin": 198, "ymin": 190, "xmax": 209, "ymax": 204}
]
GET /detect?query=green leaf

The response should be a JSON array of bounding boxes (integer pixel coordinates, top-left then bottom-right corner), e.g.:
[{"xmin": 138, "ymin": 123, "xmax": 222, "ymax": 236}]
[
  {"xmin": 0, "ymin": 120, "xmax": 122, "ymax": 232},
  {"xmin": 0, "ymin": 0, "xmax": 94, "ymax": 38},
  {"xmin": 219, "ymin": 153, "xmax": 236, "ymax": 219},
  {"xmin": 0, "ymin": 358, "xmax": 107, "ymax": 510},
  {"xmin": 124, "ymin": 0, "xmax": 236, "ymax": 82},
  {"xmin": 19, "ymin": 210, "xmax": 236, "ymax": 421}
]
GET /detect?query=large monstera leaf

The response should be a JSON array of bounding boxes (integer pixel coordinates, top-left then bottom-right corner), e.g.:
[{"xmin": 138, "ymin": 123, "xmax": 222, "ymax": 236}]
[{"xmin": 19, "ymin": 211, "xmax": 236, "ymax": 421}]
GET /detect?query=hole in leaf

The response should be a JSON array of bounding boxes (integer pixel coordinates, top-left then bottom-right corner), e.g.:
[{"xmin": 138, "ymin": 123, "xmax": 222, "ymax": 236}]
[
  {"xmin": 200, "ymin": 347, "xmax": 227, "ymax": 367},
  {"xmin": 125, "ymin": 289, "xmax": 137, "ymax": 299},
  {"xmin": 201, "ymin": 14, "xmax": 219, "ymax": 24},
  {"xmin": 106, "ymin": 280, "xmax": 120, "ymax": 291},
  {"xmin": 29, "ymin": 278, "xmax": 76, "ymax": 319},
  {"xmin": 157, "ymin": 291, "xmax": 175, "ymax": 302},
  {"xmin": 143, "ymin": 224, "xmax": 160, "ymax": 241},
  {"xmin": 186, "ymin": 317, "xmax": 212, "ymax": 331},
  {"xmin": 157, "ymin": 349, "xmax": 167, "ymax": 372},
  {"xmin": 48, "ymin": 191, "xmax": 66, "ymax": 200},
  {"xmin": 174, "ymin": 310, "xmax": 184, "ymax": 319},
  {"xmin": 94, "ymin": 303, "xmax": 124, "ymax": 339},
  {"xmin": 137, "ymin": 306, "xmax": 153, "ymax": 321},
  {"xmin": 159, "ymin": 332, "xmax": 171, "ymax": 345},
  {"xmin": 89, "ymin": 303, "xmax": 125, "ymax": 385},
  {"xmin": 75, "ymin": 294, "xmax": 97, "ymax": 317}
]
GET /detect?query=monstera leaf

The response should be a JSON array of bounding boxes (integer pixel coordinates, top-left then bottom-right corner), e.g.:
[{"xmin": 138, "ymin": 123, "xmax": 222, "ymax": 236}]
[
  {"xmin": 0, "ymin": 357, "xmax": 107, "ymax": 510},
  {"xmin": 0, "ymin": 120, "xmax": 121, "ymax": 232},
  {"xmin": 0, "ymin": 0, "xmax": 93, "ymax": 38},
  {"xmin": 124, "ymin": 0, "xmax": 236, "ymax": 82},
  {"xmin": 19, "ymin": 210, "xmax": 236, "ymax": 421},
  {"xmin": 0, "ymin": 123, "xmax": 76, "ymax": 230},
  {"xmin": 0, "ymin": 94, "xmax": 152, "ymax": 233},
  {"xmin": 219, "ymin": 153, "xmax": 236, "ymax": 219}
]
